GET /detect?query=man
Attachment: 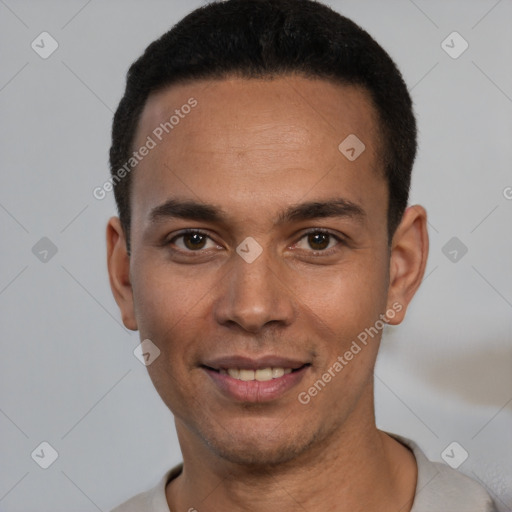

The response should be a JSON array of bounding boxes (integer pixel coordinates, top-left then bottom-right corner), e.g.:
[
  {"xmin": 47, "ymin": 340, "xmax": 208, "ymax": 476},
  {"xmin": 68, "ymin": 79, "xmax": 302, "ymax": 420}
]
[{"xmin": 106, "ymin": 0, "xmax": 497, "ymax": 510}]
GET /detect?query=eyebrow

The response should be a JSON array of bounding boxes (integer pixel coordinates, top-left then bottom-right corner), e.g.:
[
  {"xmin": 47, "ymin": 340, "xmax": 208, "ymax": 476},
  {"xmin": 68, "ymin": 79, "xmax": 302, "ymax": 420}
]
[
  {"xmin": 148, "ymin": 198, "xmax": 366, "ymax": 226},
  {"xmin": 149, "ymin": 199, "xmax": 221, "ymax": 224},
  {"xmin": 276, "ymin": 198, "xmax": 366, "ymax": 225}
]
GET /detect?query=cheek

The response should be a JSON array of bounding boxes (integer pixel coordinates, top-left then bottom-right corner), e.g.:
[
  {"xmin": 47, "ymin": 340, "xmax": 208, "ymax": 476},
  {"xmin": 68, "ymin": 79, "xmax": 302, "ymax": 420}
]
[
  {"xmin": 130, "ymin": 259, "xmax": 213, "ymax": 412},
  {"xmin": 129, "ymin": 254, "xmax": 226, "ymax": 402},
  {"xmin": 293, "ymin": 255, "xmax": 389, "ymax": 338},
  {"xmin": 131, "ymin": 254, "xmax": 215, "ymax": 339},
  {"xmin": 294, "ymin": 264, "xmax": 388, "ymax": 414}
]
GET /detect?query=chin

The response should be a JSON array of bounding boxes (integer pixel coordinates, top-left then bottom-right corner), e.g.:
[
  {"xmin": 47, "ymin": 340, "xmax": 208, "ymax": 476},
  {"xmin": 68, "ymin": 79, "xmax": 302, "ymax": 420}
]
[
  {"xmin": 207, "ymin": 437, "xmax": 308, "ymax": 467},
  {"xmin": 199, "ymin": 420, "xmax": 323, "ymax": 469}
]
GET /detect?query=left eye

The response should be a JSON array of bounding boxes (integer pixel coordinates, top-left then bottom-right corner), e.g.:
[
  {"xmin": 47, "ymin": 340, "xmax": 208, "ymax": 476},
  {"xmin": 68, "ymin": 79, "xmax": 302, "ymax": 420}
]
[
  {"xmin": 295, "ymin": 231, "xmax": 341, "ymax": 251},
  {"xmin": 172, "ymin": 231, "xmax": 218, "ymax": 251}
]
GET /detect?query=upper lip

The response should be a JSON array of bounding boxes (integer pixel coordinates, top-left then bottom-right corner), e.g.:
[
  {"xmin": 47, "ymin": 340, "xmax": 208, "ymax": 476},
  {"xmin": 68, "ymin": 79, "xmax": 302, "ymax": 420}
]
[{"xmin": 202, "ymin": 355, "xmax": 309, "ymax": 371}]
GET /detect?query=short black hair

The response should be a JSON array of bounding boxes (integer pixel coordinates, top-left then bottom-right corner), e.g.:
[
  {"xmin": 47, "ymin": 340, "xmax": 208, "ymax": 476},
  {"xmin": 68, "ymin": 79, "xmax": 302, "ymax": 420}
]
[{"xmin": 109, "ymin": 0, "xmax": 417, "ymax": 252}]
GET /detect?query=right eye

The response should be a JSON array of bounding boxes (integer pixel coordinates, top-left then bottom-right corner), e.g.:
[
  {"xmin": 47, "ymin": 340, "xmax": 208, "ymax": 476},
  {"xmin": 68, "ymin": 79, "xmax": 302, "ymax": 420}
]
[{"xmin": 167, "ymin": 229, "xmax": 222, "ymax": 254}]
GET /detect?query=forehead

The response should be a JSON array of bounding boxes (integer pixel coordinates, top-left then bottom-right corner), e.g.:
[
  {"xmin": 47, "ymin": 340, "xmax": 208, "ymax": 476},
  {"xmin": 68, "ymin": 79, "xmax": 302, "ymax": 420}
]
[
  {"xmin": 130, "ymin": 76, "xmax": 385, "ymax": 229},
  {"xmin": 138, "ymin": 75, "xmax": 380, "ymax": 151}
]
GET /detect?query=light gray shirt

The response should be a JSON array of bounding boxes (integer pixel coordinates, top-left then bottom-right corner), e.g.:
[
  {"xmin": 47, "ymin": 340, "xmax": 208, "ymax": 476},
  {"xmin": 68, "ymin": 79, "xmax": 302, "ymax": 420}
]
[{"xmin": 111, "ymin": 435, "xmax": 497, "ymax": 511}]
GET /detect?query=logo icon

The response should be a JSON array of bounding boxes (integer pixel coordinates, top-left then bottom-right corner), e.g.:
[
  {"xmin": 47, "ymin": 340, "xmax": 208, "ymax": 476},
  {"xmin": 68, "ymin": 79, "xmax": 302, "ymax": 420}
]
[
  {"xmin": 442, "ymin": 236, "xmax": 468, "ymax": 263},
  {"xmin": 31, "ymin": 32, "xmax": 59, "ymax": 59},
  {"xmin": 32, "ymin": 237, "xmax": 58, "ymax": 263},
  {"xmin": 441, "ymin": 441, "xmax": 469, "ymax": 469},
  {"xmin": 134, "ymin": 339, "xmax": 161, "ymax": 366},
  {"xmin": 441, "ymin": 32, "xmax": 469, "ymax": 59},
  {"xmin": 338, "ymin": 134, "xmax": 365, "ymax": 161},
  {"xmin": 236, "ymin": 237, "xmax": 263, "ymax": 263},
  {"xmin": 31, "ymin": 441, "xmax": 59, "ymax": 469}
]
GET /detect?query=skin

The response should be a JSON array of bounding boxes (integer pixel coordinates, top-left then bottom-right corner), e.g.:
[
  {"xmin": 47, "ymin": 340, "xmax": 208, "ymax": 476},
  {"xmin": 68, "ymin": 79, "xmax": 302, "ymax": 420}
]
[{"xmin": 107, "ymin": 75, "xmax": 429, "ymax": 512}]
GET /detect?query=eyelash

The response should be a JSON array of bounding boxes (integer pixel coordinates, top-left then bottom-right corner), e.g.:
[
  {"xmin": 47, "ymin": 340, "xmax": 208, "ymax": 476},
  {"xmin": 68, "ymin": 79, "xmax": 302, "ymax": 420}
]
[
  {"xmin": 298, "ymin": 228, "xmax": 346, "ymax": 255},
  {"xmin": 166, "ymin": 228, "xmax": 345, "ymax": 257},
  {"xmin": 166, "ymin": 229, "xmax": 217, "ymax": 256}
]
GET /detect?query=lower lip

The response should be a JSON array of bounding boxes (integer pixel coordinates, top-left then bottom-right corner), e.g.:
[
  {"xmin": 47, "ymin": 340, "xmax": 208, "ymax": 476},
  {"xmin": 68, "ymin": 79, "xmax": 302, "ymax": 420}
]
[{"xmin": 204, "ymin": 366, "xmax": 309, "ymax": 403}]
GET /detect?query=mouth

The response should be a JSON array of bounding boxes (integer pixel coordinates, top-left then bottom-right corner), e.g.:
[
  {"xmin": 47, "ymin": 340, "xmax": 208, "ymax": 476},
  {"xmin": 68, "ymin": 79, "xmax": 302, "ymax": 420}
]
[
  {"xmin": 201, "ymin": 356, "xmax": 311, "ymax": 403},
  {"xmin": 203, "ymin": 365, "xmax": 309, "ymax": 381}
]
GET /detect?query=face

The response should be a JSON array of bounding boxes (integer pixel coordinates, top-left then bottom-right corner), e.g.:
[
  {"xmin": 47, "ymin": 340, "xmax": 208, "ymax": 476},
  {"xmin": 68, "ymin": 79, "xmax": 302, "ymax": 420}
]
[{"xmin": 108, "ymin": 76, "xmax": 425, "ymax": 467}]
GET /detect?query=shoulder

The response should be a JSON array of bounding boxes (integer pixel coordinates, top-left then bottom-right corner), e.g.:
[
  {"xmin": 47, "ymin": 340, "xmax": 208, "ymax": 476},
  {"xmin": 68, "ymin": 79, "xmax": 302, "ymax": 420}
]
[
  {"xmin": 390, "ymin": 434, "xmax": 497, "ymax": 512},
  {"xmin": 110, "ymin": 465, "xmax": 182, "ymax": 512}
]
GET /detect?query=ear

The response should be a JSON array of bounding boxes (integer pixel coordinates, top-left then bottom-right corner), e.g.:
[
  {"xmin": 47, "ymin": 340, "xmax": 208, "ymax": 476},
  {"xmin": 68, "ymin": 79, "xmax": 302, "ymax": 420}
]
[
  {"xmin": 385, "ymin": 205, "xmax": 429, "ymax": 325},
  {"xmin": 106, "ymin": 217, "xmax": 138, "ymax": 331}
]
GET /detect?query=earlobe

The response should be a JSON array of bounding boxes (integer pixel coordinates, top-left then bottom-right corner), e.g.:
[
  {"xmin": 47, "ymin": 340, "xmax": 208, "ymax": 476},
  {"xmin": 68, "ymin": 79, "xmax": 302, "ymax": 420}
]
[
  {"xmin": 106, "ymin": 217, "xmax": 138, "ymax": 331},
  {"xmin": 386, "ymin": 205, "xmax": 429, "ymax": 325}
]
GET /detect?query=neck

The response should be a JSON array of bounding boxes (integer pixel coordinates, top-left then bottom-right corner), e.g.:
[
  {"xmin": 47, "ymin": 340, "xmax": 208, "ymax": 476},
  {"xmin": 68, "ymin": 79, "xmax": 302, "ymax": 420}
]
[{"xmin": 166, "ymin": 386, "xmax": 417, "ymax": 512}]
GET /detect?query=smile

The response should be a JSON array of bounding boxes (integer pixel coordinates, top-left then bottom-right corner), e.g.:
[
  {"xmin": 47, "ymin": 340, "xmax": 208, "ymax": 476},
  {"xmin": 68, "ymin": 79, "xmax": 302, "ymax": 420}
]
[
  {"xmin": 220, "ymin": 367, "xmax": 293, "ymax": 381},
  {"xmin": 202, "ymin": 362, "xmax": 311, "ymax": 402}
]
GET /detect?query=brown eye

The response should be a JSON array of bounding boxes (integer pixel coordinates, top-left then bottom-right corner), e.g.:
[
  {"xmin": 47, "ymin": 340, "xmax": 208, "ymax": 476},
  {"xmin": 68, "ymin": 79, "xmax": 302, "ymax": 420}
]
[
  {"xmin": 307, "ymin": 232, "xmax": 330, "ymax": 251},
  {"xmin": 294, "ymin": 230, "xmax": 343, "ymax": 254},
  {"xmin": 183, "ymin": 232, "xmax": 207, "ymax": 250},
  {"xmin": 170, "ymin": 230, "xmax": 218, "ymax": 252}
]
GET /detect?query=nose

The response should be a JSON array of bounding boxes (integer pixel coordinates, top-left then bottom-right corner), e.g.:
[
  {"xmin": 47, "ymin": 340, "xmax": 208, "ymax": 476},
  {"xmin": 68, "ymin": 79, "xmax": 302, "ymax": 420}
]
[{"xmin": 213, "ymin": 245, "xmax": 296, "ymax": 333}]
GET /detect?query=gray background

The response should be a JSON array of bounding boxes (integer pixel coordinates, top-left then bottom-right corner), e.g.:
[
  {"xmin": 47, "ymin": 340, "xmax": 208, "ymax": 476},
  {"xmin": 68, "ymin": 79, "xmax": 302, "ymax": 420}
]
[{"xmin": 1, "ymin": 0, "xmax": 511, "ymax": 510}]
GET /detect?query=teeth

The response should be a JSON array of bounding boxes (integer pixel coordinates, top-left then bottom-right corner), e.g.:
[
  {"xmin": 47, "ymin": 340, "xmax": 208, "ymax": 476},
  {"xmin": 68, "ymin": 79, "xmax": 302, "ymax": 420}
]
[
  {"xmin": 239, "ymin": 369, "xmax": 255, "ymax": 381},
  {"xmin": 272, "ymin": 367, "xmax": 284, "ymax": 378},
  {"xmin": 255, "ymin": 368, "xmax": 273, "ymax": 381},
  {"xmin": 222, "ymin": 367, "xmax": 296, "ymax": 381}
]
